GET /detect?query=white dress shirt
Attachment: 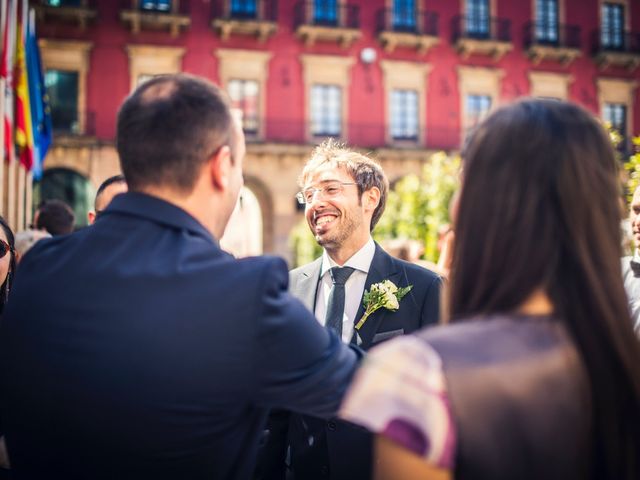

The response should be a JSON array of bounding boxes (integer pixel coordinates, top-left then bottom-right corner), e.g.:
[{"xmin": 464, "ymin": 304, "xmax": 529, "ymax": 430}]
[{"xmin": 314, "ymin": 238, "xmax": 376, "ymax": 343}]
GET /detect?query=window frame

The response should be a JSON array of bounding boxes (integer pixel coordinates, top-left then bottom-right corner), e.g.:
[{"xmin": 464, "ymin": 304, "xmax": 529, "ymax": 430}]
[{"xmin": 39, "ymin": 39, "xmax": 92, "ymax": 136}]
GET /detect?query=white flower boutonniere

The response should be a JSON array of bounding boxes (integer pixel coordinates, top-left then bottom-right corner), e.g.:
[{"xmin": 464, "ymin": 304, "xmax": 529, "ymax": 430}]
[{"xmin": 355, "ymin": 280, "xmax": 412, "ymax": 330}]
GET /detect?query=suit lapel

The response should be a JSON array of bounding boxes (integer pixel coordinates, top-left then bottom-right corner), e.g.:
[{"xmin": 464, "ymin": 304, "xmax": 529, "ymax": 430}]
[
  {"xmin": 353, "ymin": 244, "xmax": 401, "ymax": 350},
  {"xmin": 291, "ymin": 258, "xmax": 322, "ymax": 311}
]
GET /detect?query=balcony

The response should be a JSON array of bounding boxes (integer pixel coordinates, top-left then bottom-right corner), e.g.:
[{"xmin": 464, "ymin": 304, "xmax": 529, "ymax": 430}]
[
  {"xmin": 376, "ymin": 8, "xmax": 439, "ymax": 54},
  {"xmin": 51, "ymin": 109, "xmax": 96, "ymax": 147},
  {"xmin": 294, "ymin": 1, "xmax": 361, "ymax": 48},
  {"xmin": 524, "ymin": 22, "xmax": 581, "ymax": 66},
  {"xmin": 120, "ymin": 0, "xmax": 191, "ymax": 38},
  {"xmin": 33, "ymin": 0, "xmax": 97, "ymax": 31},
  {"xmin": 212, "ymin": 0, "xmax": 278, "ymax": 42},
  {"xmin": 593, "ymin": 30, "xmax": 640, "ymax": 71},
  {"xmin": 452, "ymin": 16, "xmax": 513, "ymax": 61}
]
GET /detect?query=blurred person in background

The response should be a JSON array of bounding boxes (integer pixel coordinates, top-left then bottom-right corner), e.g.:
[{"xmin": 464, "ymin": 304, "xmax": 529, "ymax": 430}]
[
  {"xmin": 622, "ymin": 185, "xmax": 640, "ymax": 333},
  {"xmin": 14, "ymin": 229, "xmax": 51, "ymax": 263},
  {"xmin": 341, "ymin": 99, "xmax": 640, "ymax": 480},
  {"xmin": 34, "ymin": 199, "xmax": 75, "ymax": 236},
  {"xmin": 87, "ymin": 174, "xmax": 128, "ymax": 225},
  {"xmin": 0, "ymin": 215, "xmax": 17, "ymax": 479}
]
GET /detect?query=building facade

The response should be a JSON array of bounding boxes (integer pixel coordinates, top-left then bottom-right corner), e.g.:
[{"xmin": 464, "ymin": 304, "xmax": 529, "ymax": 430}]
[{"xmin": 31, "ymin": 0, "xmax": 640, "ymax": 260}]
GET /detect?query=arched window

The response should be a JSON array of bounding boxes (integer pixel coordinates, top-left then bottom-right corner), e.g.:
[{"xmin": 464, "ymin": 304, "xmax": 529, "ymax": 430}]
[{"xmin": 33, "ymin": 168, "xmax": 95, "ymax": 228}]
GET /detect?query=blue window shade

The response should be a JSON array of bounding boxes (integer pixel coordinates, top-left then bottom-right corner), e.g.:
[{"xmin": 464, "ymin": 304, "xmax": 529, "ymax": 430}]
[
  {"xmin": 393, "ymin": 0, "xmax": 416, "ymax": 32},
  {"xmin": 314, "ymin": 0, "xmax": 338, "ymax": 26},
  {"xmin": 536, "ymin": 0, "xmax": 558, "ymax": 43},
  {"xmin": 45, "ymin": 70, "xmax": 79, "ymax": 134},
  {"xmin": 45, "ymin": 0, "xmax": 82, "ymax": 6},
  {"xmin": 602, "ymin": 3, "xmax": 624, "ymax": 49},
  {"xmin": 466, "ymin": 0, "xmax": 490, "ymax": 38},
  {"xmin": 390, "ymin": 89, "xmax": 418, "ymax": 141},
  {"xmin": 139, "ymin": 0, "xmax": 172, "ymax": 12},
  {"xmin": 311, "ymin": 85, "xmax": 342, "ymax": 137},
  {"xmin": 231, "ymin": 0, "xmax": 257, "ymax": 18}
]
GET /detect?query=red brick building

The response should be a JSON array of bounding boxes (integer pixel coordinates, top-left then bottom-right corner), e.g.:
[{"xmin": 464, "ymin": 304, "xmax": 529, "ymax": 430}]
[{"xmin": 32, "ymin": 0, "xmax": 640, "ymax": 258}]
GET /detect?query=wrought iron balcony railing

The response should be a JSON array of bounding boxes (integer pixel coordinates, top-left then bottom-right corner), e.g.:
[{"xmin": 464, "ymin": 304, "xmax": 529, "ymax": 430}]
[
  {"xmin": 51, "ymin": 109, "xmax": 96, "ymax": 137},
  {"xmin": 294, "ymin": 1, "xmax": 359, "ymax": 29},
  {"xmin": 376, "ymin": 8, "xmax": 438, "ymax": 36},
  {"xmin": 212, "ymin": 0, "xmax": 278, "ymax": 22},
  {"xmin": 524, "ymin": 21, "xmax": 581, "ymax": 49},
  {"xmin": 593, "ymin": 29, "xmax": 640, "ymax": 54},
  {"xmin": 452, "ymin": 15, "xmax": 511, "ymax": 43}
]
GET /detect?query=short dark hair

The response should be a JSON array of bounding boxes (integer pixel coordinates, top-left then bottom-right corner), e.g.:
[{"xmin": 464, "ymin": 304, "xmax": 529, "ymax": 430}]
[
  {"xmin": 95, "ymin": 174, "xmax": 126, "ymax": 210},
  {"xmin": 116, "ymin": 74, "xmax": 234, "ymax": 194},
  {"xmin": 35, "ymin": 199, "xmax": 75, "ymax": 236}
]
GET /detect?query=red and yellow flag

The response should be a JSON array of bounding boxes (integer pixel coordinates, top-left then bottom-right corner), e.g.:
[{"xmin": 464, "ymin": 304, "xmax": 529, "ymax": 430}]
[{"xmin": 13, "ymin": 0, "xmax": 33, "ymax": 170}]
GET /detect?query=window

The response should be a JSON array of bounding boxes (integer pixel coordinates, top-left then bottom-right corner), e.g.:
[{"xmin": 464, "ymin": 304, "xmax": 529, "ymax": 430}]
[
  {"xmin": 602, "ymin": 2, "xmax": 624, "ymax": 50},
  {"xmin": 45, "ymin": 70, "xmax": 79, "ymax": 134},
  {"xmin": 536, "ymin": 0, "xmax": 558, "ymax": 44},
  {"xmin": 314, "ymin": 0, "xmax": 338, "ymax": 26},
  {"xmin": 230, "ymin": 0, "xmax": 257, "ymax": 19},
  {"xmin": 45, "ymin": 0, "xmax": 82, "ymax": 6},
  {"xmin": 390, "ymin": 90, "xmax": 418, "ymax": 141},
  {"xmin": 604, "ymin": 102, "xmax": 627, "ymax": 137},
  {"xmin": 311, "ymin": 84, "xmax": 341, "ymax": 137},
  {"xmin": 393, "ymin": 0, "xmax": 416, "ymax": 32},
  {"xmin": 466, "ymin": 94, "xmax": 492, "ymax": 130},
  {"xmin": 466, "ymin": 0, "xmax": 490, "ymax": 38},
  {"xmin": 139, "ymin": 0, "xmax": 172, "ymax": 12},
  {"xmin": 228, "ymin": 79, "xmax": 259, "ymax": 134}
]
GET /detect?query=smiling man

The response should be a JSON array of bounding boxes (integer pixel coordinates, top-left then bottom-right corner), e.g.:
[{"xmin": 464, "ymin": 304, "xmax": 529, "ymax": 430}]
[
  {"xmin": 268, "ymin": 140, "xmax": 442, "ymax": 480},
  {"xmin": 622, "ymin": 186, "xmax": 640, "ymax": 334}
]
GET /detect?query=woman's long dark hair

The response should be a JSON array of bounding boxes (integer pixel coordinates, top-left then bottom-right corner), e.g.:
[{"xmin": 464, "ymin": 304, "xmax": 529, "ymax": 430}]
[
  {"xmin": 449, "ymin": 99, "xmax": 640, "ymax": 479},
  {"xmin": 0, "ymin": 215, "xmax": 15, "ymax": 314}
]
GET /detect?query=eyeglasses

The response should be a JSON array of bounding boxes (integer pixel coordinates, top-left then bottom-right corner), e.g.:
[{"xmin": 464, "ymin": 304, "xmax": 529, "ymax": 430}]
[
  {"xmin": 0, "ymin": 239, "xmax": 12, "ymax": 259},
  {"xmin": 296, "ymin": 181, "xmax": 357, "ymax": 205}
]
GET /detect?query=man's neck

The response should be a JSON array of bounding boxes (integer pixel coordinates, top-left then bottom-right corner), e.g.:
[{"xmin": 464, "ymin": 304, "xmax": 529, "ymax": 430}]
[
  {"xmin": 325, "ymin": 237, "xmax": 372, "ymax": 266},
  {"xmin": 136, "ymin": 186, "xmax": 223, "ymax": 238}
]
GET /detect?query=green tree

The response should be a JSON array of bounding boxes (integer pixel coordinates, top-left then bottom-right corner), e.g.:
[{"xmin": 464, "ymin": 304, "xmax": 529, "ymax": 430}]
[{"xmin": 374, "ymin": 152, "xmax": 460, "ymax": 263}]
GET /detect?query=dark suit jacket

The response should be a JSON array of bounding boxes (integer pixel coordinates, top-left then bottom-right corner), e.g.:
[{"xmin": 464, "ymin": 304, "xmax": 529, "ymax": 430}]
[
  {"xmin": 284, "ymin": 244, "xmax": 441, "ymax": 480},
  {"xmin": 0, "ymin": 192, "xmax": 359, "ymax": 480}
]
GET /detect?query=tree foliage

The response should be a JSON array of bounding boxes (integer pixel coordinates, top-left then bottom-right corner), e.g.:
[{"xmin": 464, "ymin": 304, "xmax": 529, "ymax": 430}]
[{"xmin": 374, "ymin": 152, "xmax": 461, "ymax": 263}]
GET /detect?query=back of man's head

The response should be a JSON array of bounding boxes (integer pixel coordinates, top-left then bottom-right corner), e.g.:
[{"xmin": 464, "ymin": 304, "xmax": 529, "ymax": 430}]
[
  {"xmin": 95, "ymin": 174, "xmax": 127, "ymax": 211},
  {"xmin": 35, "ymin": 200, "xmax": 75, "ymax": 236},
  {"xmin": 116, "ymin": 74, "xmax": 234, "ymax": 194}
]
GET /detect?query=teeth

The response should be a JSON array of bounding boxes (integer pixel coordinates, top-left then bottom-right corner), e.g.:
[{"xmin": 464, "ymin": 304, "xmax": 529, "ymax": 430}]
[{"xmin": 316, "ymin": 216, "xmax": 335, "ymax": 226}]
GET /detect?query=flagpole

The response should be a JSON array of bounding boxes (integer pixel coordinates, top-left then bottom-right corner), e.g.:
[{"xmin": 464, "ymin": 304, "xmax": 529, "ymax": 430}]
[{"xmin": 0, "ymin": 0, "xmax": 6, "ymax": 218}]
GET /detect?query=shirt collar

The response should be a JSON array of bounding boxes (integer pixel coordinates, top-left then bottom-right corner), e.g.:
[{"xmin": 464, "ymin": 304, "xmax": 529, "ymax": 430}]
[{"xmin": 320, "ymin": 237, "xmax": 375, "ymax": 277}]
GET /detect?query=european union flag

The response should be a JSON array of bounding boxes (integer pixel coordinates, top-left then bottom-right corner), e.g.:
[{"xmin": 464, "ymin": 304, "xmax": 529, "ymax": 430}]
[{"xmin": 26, "ymin": 10, "xmax": 51, "ymax": 181}]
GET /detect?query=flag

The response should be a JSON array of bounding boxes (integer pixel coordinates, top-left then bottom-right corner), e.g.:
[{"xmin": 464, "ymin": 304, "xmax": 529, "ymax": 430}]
[
  {"xmin": 0, "ymin": 0, "xmax": 16, "ymax": 163},
  {"xmin": 13, "ymin": 0, "xmax": 34, "ymax": 170},
  {"xmin": 26, "ymin": 9, "xmax": 51, "ymax": 180}
]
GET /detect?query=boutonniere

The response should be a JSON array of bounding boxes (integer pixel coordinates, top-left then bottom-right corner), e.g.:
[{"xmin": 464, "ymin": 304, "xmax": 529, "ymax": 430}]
[{"xmin": 355, "ymin": 280, "xmax": 412, "ymax": 330}]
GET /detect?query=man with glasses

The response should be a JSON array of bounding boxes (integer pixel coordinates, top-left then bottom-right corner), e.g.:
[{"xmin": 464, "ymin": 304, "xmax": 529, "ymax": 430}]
[
  {"xmin": 261, "ymin": 140, "xmax": 442, "ymax": 480},
  {"xmin": 87, "ymin": 174, "xmax": 128, "ymax": 225}
]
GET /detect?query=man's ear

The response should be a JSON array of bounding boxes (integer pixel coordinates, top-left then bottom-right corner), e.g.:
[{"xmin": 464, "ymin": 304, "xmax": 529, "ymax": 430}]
[
  {"xmin": 209, "ymin": 145, "xmax": 232, "ymax": 191},
  {"xmin": 363, "ymin": 187, "xmax": 381, "ymax": 213},
  {"xmin": 87, "ymin": 211, "xmax": 96, "ymax": 225}
]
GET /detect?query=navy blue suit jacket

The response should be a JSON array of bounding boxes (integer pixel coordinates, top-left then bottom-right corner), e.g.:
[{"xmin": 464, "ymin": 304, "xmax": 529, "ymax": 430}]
[{"xmin": 0, "ymin": 193, "xmax": 359, "ymax": 480}]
